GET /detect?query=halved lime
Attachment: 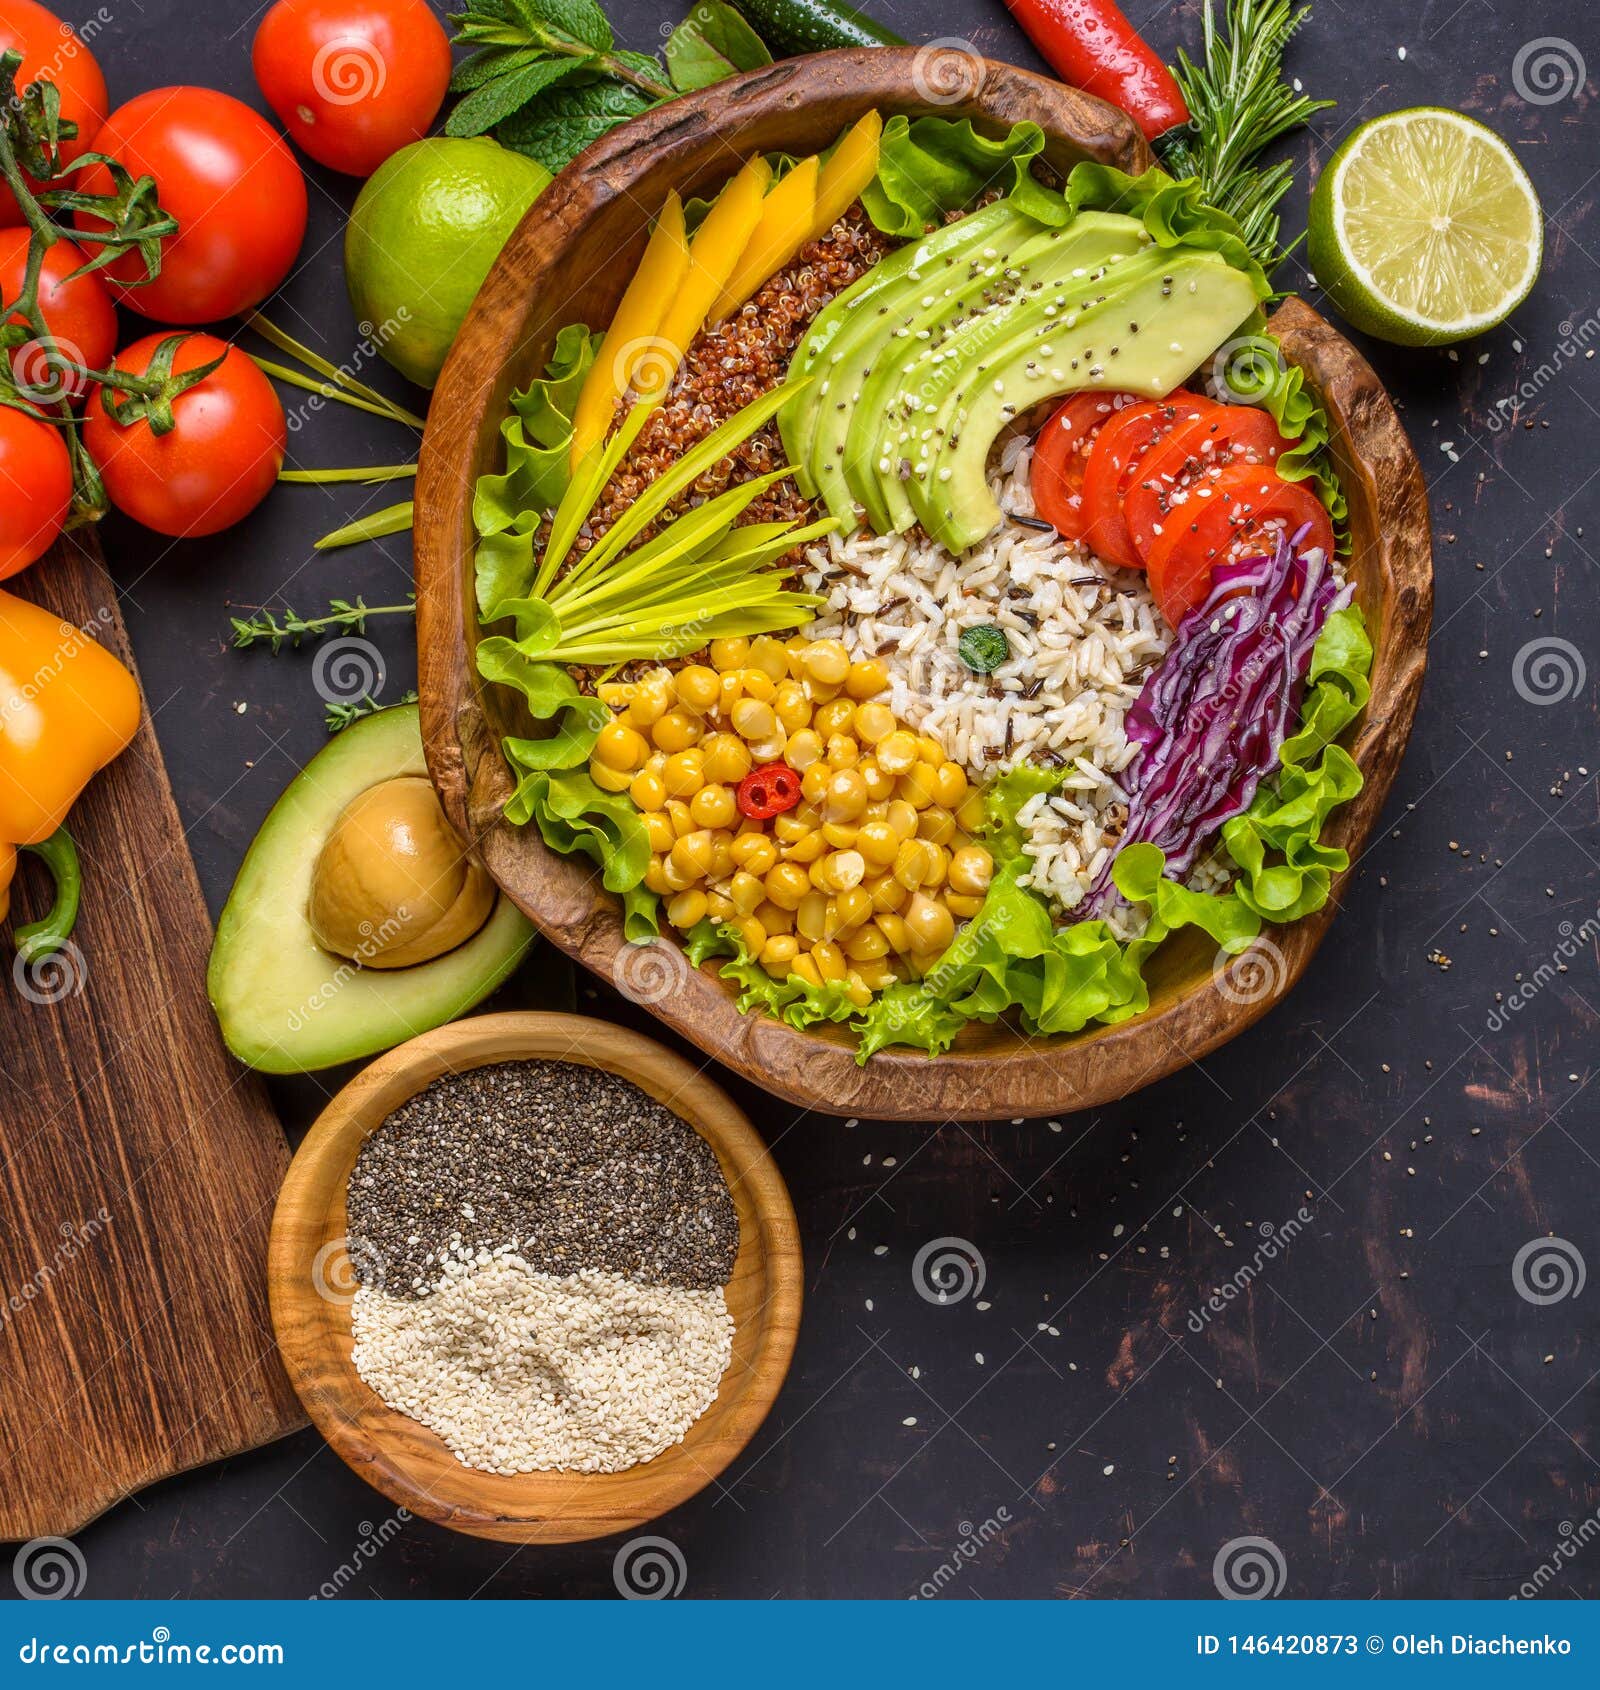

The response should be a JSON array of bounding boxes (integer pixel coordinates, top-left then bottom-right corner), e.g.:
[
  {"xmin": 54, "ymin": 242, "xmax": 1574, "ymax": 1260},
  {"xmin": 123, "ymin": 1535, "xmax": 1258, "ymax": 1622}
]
[{"xmin": 1308, "ymin": 108, "xmax": 1542, "ymax": 346}]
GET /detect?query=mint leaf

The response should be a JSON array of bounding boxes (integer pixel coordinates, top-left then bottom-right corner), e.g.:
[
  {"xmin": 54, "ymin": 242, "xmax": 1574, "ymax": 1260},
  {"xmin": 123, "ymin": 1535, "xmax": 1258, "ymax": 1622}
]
[
  {"xmin": 445, "ymin": 53, "xmax": 587, "ymax": 136},
  {"xmin": 495, "ymin": 76, "xmax": 654, "ymax": 172},
  {"xmin": 509, "ymin": 0, "xmax": 612, "ymax": 53},
  {"xmin": 450, "ymin": 46, "xmax": 542, "ymax": 93},
  {"xmin": 666, "ymin": 1, "xmax": 772, "ymax": 93}
]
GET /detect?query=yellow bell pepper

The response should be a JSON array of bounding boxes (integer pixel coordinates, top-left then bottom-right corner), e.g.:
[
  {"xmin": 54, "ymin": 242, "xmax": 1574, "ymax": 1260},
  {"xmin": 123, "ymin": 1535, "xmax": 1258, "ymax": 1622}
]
[
  {"xmin": 710, "ymin": 154, "xmax": 821, "ymax": 324},
  {"xmin": 0, "ymin": 587, "xmax": 141, "ymax": 966},
  {"xmin": 809, "ymin": 112, "xmax": 882, "ymax": 243}
]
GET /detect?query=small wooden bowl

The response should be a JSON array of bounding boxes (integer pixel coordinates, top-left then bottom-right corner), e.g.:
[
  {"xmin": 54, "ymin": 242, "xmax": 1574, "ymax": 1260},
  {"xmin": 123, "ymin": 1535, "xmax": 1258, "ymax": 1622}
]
[
  {"xmin": 268, "ymin": 1012, "xmax": 802, "ymax": 1544},
  {"xmin": 415, "ymin": 50, "xmax": 1433, "ymax": 1122}
]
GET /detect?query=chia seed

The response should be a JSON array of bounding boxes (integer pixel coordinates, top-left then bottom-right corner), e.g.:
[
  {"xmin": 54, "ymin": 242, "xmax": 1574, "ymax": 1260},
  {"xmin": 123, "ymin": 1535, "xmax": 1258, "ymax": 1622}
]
[{"xmin": 347, "ymin": 1060, "xmax": 739, "ymax": 1297}]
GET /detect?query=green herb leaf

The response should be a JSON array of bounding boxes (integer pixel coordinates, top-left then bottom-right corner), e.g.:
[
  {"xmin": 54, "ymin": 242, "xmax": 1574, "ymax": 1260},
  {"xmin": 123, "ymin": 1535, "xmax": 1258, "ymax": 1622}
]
[
  {"xmin": 666, "ymin": 1, "xmax": 772, "ymax": 93},
  {"xmin": 516, "ymin": 0, "xmax": 614, "ymax": 53},
  {"xmin": 449, "ymin": 45, "xmax": 543, "ymax": 92},
  {"xmin": 447, "ymin": 53, "xmax": 587, "ymax": 136},
  {"xmin": 493, "ymin": 74, "xmax": 654, "ymax": 172},
  {"xmin": 958, "ymin": 625, "xmax": 1009, "ymax": 674}
]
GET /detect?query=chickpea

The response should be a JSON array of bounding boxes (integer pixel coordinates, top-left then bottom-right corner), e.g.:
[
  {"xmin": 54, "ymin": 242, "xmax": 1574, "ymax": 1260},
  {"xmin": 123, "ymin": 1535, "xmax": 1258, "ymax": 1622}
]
[
  {"xmin": 811, "ymin": 940, "xmax": 848, "ymax": 983},
  {"xmin": 900, "ymin": 761, "xmax": 941, "ymax": 809},
  {"xmin": 799, "ymin": 763, "xmax": 831, "ymax": 806},
  {"xmin": 675, "ymin": 665, "xmax": 720, "ymax": 712},
  {"xmin": 918, "ymin": 804, "xmax": 957, "ymax": 846},
  {"xmin": 859, "ymin": 759, "xmax": 895, "ymax": 801},
  {"xmin": 701, "ymin": 733, "xmax": 752, "ymax": 785},
  {"xmin": 789, "ymin": 952, "xmax": 823, "ymax": 988},
  {"xmin": 845, "ymin": 925, "xmax": 890, "ymax": 963},
  {"xmin": 917, "ymin": 735, "xmax": 945, "ymax": 765},
  {"xmin": 665, "ymin": 799, "xmax": 695, "ymax": 838},
  {"xmin": 852, "ymin": 959, "xmax": 897, "ymax": 992},
  {"xmin": 763, "ymin": 862, "xmax": 811, "ymax": 910},
  {"xmin": 785, "ymin": 728, "xmax": 824, "ymax": 770},
  {"xmin": 830, "ymin": 887, "xmax": 873, "ymax": 934},
  {"xmin": 845, "ymin": 658, "xmax": 890, "ymax": 700},
  {"xmin": 935, "ymin": 761, "xmax": 968, "ymax": 807},
  {"xmin": 921, "ymin": 844, "xmax": 950, "ymax": 889},
  {"xmin": 733, "ymin": 914, "xmax": 767, "ymax": 954},
  {"xmin": 729, "ymin": 833, "xmax": 777, "ymax": 876},
  {"xmin": 731, "ymin": 697, "xmax": 776, "ymax": 741},
  {"xmin": 773, "ymin": 812, "xmax": 810, "ymax": 845},
  {"xmin": 816, "ymin": 849, "xmax": 865, "ymax": 894},
  {"xmin": 706, "ymin": 891, "xmax": 735, "ymax": 922},
  {"xmin": 690, "ymin": 783, "xmax": 737, "ymax": 829},
  {"xmin": 630, "ymin": 768, "xmax": 667, "ymax": 811},
  {"xmin": 774, "ymin": 681, "xmax": 811, "ymax": 734},
  {"xmin": 643, "ymin": 812, "xmax": 675, "ymax": 854},
  {"xmin": 719, "ymin": 872, "xmax": 757, "ymax": 917},
  {"xmin": 800, "ymin": 638, "xmax": 851, "ymax": 686},
  {"xmin": 945, "ymin": 892, "xmax": 985, "ymax": 919},
  {"xmin": 821, "ymin": 821, "xmax": 859, "ymax": 851},
  {"xmin": 949, "ymin": 844, "xmax": 995, "ymax": 896},
  {"xmin": 956, "ymin": 791, "xmax": 988, "ymax": 833},
  {"xmin": 598, "ymin": 681, "xmax": 633, "ymax": 709},
  {"xmin": 661, "ymin": 855, "xmax": 697, "ymax": 893},
  {"xmin": 857, "ymin": 819, "xmax": 900, "ymax": 866},
  {"xmin": 626, "ymin": 674, "xmax": 673, "ymax": 728},
  {"xmin": 755, "ymin": 900, "xmax": 794, "ymax": 935},
  {"xmin": 825, "ymin": 734, "xmax": 860, "ymax": 769},
  {"xmin": 589, "ymin": 762, "xmax": 634, "ymax": 794},
  {"xmin": 854, "ymin": 701, "xmax": 896, "ymax": 745},
  {"xmin": 824, "ymin": 767, "xmax": 868, "ymax": 823},
  {"xmin": 747, "ymin": 637, "xmax": 789, "ymax": 681},
  {"xmin": 718, "ymin": 671, "xmax": 744, "ymax": 714},
  {"xmin": 652, "ymin": 709, "xmax": 701, "ymax": 753},
  {"xmin": 760, "ymin": 934, "xmax": 799, "ymax": 975},
  {"xmin": 662, "ymin": 749, "xmax": 705, "ymax": 799},
  {"xmin": 905, "ymin": 891, "xmax": 955, "ymax": 954},
  {"xmin": 708, "ymin": 637, "xmax": 749, "ymax": 672},
  {"xmin": 739, "ymin": 667, "xmax": 777, "ymax": 704},
  {"xmin": 746, "ymin": 732, "xmax": 789, "ymax": 764},
  {"xmin": 594, "ymin": 719, "xmax": 648, "ymax": 772},
  {"xmin": 885, "ymin": 798, "xmax": 919, "ymax": 840},
  {"xmin": 875, "ymin": 911, "xmax": 911, "ymax": 953},
  {"xmin": 783, "ymin": 635, "xmax": 810, "ymax": 677},
  {"xmin": 709, "ymin": 832, "xmax": 736, "ymax": 879},
  {"xmin": 783, "ymin": 832, "xmax": 826, "ymax": 865},
  {"xmin": 870, "ymin": 874, "xmax": 910, "ymax": 914},
  {"xmin": 667, "ymin": 888, "xmax": 708, "ymax": 929},
  {"xmin": 893, "ymin": 838, "xmax": 935, "ymax": 890},
  {"xmin": 877, "ymin": 730, "xmax": 919, "ymax": 774},
  {"xmin": 644, "ymin": 857, "xmax": 672, "ymax": 896},
  {"xmin": 813, "ymin": 697, "xmax": 856, "ymax": 739},
  {"xmin": 796, "ymin": 890, "xmax": 829, "ymax": 943},
  {"xmin": 670, "ymin": 829, "xmax": 715, "ymax": 880}
]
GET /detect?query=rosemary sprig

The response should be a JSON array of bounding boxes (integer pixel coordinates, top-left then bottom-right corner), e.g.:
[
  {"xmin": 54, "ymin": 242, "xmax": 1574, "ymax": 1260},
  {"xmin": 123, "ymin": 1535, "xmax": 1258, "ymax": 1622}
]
[
  {"xmin": 229, "ymin": 595, "xmax": 416, "ymax": 653},
  {"xmin": 1160, "ymin": 0, "xmax": 1334, "ymax": 272},
  {"xmin": 325, "ymin": 689, "xmax": 418, "ymax": 733}
]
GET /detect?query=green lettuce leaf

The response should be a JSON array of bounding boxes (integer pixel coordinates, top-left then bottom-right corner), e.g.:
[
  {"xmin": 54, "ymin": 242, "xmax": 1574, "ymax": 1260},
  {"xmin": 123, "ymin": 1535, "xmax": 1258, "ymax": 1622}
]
[
  {"xmin": 861, "ymin": 116, "xmax": 1067, "ymax": 238},
  {"xmin": 665, "ymin": 1, "xmax": 770, "ymax": 93}
]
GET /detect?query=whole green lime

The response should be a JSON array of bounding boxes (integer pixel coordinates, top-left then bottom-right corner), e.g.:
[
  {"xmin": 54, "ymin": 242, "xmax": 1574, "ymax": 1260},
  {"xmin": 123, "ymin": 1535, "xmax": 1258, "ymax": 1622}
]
[{"xmin": 345, "ymin": 137, "xmax": 551, "ymax": 389}]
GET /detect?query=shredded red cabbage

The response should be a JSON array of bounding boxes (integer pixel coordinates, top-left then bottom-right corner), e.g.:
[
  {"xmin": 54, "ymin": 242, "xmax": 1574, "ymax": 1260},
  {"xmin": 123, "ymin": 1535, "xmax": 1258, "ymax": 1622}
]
[{"xmin": 1082, "ymin": 525, "xmax": 1351, "ymax": 916}]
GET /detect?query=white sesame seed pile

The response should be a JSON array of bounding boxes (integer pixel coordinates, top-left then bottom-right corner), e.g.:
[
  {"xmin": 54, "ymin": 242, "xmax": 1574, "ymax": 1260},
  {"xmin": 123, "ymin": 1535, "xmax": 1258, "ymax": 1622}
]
[{"xmin": 352, "ymin": 1256, "xmax": 734, "ymax": 1475}]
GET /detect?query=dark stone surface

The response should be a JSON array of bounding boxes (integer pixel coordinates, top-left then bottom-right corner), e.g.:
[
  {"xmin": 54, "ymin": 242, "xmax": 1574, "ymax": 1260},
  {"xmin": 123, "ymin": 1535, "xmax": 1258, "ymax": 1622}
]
[{"xmin": 12, "ymin": 0, "xmax": 1600, "ymax": 1600}]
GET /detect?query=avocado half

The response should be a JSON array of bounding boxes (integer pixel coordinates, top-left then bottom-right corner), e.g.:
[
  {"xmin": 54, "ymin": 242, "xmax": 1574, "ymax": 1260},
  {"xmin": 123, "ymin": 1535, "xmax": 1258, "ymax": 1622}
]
[{"xmin": 207, "ymin": 705, "xmax": 534, "ymax": 1073}]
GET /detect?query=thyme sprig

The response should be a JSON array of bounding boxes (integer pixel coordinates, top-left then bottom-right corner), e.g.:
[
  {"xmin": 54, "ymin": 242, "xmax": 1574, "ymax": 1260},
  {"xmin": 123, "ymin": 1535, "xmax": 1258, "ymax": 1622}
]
[{"xmin": 229, "ymin": 595, "xmax": 416, "ymax": 653}]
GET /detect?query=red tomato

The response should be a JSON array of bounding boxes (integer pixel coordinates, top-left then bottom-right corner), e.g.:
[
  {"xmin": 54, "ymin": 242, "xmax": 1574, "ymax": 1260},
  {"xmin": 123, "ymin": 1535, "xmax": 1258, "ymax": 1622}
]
[
  {"xmin": 0, "ymin": 1, "xmax": 109, "ymax": 225},
  {"xmin": 0, "ymin": 403, "xmax": 71, "ymax": 579},
  {"xmin": 1145, "ymin": 464, "xmax": 1335, "ymax": 626},
  {"xmin": 253, "ymin": 0, "xmax": 451, "ymax": 178},
  {"xmin": 1078, "ymin": 390, "xmax": 1209, "ymax": 568},
  {"xmin": 0, "ymin": 228, "xmax": 116, "ymax": 404},
  {"xmin": 74, "ymin": 87, "xmax": 308, "ymax": 323},
  {"xmin": 1123, "ymin": 403, "xmax": 1290, "ymax": 563},
  {"xmin": 84, "ymin": 332, "xmax": 287, "ymax": 537},
  {"xmin": 1029, "ymin": 391, "xmax": 1137, "ymax": 539}
]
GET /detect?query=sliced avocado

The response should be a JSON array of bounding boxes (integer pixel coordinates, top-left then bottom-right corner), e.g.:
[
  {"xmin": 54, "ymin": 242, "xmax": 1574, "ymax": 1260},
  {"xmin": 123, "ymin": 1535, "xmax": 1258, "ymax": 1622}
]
[
  {"xmin": 207, "ymin": 705, "xmax": 534, "ymax": 1073},
  {"xmin": 780, "ymin": 203, "xmax": 1031, "ymax": 509},
  {"xmin": 909, "ymin": 248, "xmax": 1260, "ymax": 550},
  {"xmin": 849, "ymin": 213, "xmax": 1155, "ymax": 533}
]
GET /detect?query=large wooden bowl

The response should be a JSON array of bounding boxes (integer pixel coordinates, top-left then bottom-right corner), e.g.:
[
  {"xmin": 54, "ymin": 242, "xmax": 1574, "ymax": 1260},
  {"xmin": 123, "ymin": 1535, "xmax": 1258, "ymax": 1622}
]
[
  {"xmin": 415, "ymin": 49, "xmax": 1432, "ymax": 1122},
  {"xmin": 268, "ymin": 1013, "xmax": 802, "ymax": 1544}
]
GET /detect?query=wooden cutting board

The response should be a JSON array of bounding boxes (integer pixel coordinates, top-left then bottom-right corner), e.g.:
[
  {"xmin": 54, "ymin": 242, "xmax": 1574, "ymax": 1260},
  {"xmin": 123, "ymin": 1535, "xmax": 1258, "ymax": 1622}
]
[{"xmin": 0, "ymin": 532, "xmax": 305, "ymax": 1544}]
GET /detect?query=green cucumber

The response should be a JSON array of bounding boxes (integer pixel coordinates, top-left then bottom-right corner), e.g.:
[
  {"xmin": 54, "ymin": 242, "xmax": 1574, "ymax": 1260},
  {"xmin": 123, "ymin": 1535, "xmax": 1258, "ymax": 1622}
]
[{"xmin": 731, "ymin": 0, "xmax": 905, "ymax": 54}]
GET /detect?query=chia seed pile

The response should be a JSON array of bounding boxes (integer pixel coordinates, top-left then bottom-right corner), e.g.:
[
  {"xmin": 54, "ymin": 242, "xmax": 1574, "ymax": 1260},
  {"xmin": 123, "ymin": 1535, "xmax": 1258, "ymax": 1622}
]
[{"xmin": 346, "ymin": 1060, "xmax": 739, "ymax": 1476}]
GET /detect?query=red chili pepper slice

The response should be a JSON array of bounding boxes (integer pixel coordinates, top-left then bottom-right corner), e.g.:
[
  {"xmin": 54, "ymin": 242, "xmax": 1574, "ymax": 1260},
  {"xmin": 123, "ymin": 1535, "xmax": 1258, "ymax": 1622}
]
[{"xmin": 736, "ymin": 762, "xmax": 802, "ymax": 821}]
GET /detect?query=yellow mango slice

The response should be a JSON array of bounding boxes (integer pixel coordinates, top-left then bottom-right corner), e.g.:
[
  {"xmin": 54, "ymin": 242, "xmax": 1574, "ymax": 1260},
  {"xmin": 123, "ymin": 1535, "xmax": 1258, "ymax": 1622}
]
[
  {"xmin": 809, "ymin": 111, "xmax": 882, "ymax": 242},
  {"xmin": 709, "ymin": 155, "xmax": 821, "ymax": 324},
  {"xmin": 570, "ymin": 192, "xmax": 689, "ymax": 467},
  {"xmin": 634, "ymin": 155, "xmax": 772, "ymax": 399}
]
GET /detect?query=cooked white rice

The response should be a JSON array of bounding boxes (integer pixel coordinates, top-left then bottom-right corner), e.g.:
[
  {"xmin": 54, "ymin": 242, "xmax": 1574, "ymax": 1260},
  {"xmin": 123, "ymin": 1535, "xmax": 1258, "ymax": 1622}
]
[{"xmin": 803, "ymin": 436, "xmax": 1178, "ymax": 932}]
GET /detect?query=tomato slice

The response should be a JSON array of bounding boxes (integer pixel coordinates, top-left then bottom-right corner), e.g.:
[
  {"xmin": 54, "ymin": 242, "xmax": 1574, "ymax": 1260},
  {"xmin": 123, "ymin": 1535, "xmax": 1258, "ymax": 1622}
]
[
  {"xmin": 1146, "ymin": 465, "xmax": 1336, "ymax": 627},
  {"xmin": 1078, "ymin": 390, "xmax": 1210, "ymax": 568},
  {"xmin": 1124, "ymin": 404, "xmax": 1292, "ymax": 564},
  {"xmin": 1029, "ymin": 391, "xmax": 1138, "ymax": 538}
]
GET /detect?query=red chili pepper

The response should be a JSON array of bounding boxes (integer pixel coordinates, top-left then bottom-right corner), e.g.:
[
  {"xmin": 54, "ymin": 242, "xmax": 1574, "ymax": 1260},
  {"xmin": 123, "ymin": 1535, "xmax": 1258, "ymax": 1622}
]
[
  {"xmin": 1003, "ymin": 0, "xmax": 1190, "ymax": 141},
  {"xmin": 736, "ymin": 762, "xmax": 802, "ymax": 821}
]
